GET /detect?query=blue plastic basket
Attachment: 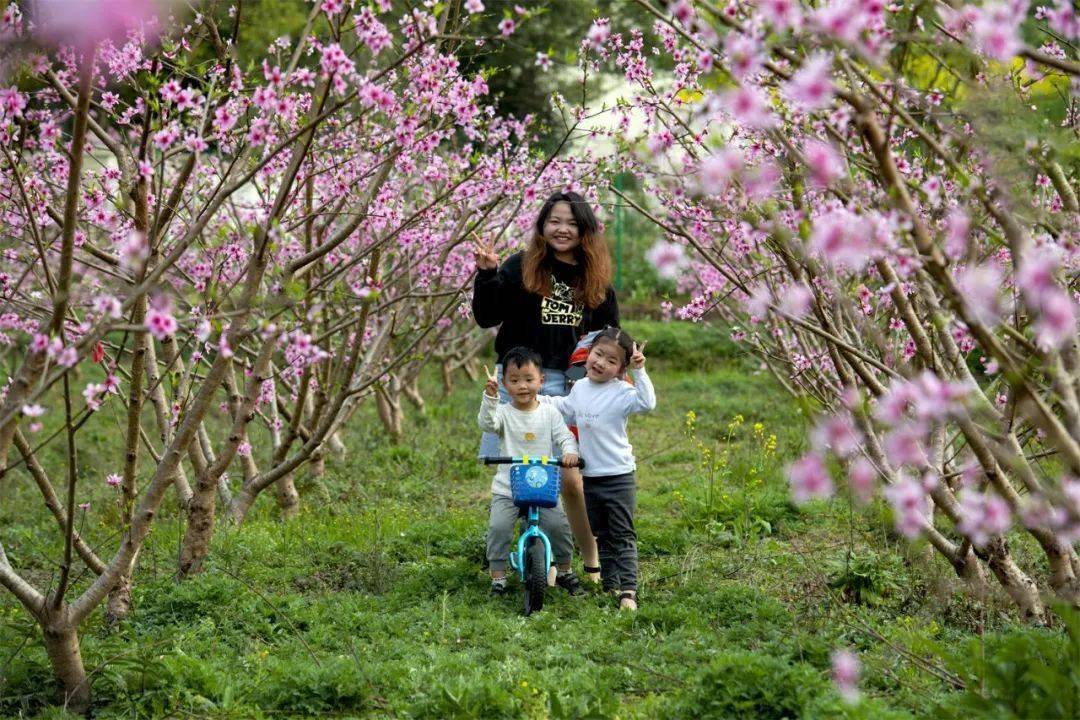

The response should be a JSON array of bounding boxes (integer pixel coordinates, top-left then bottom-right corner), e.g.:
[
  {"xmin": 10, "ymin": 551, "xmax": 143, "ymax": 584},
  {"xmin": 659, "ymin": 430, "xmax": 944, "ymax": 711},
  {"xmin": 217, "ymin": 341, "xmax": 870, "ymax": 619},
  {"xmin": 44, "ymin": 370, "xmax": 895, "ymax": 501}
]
[{"xmin": 509, "ymin": 463, "xmax": 561, "ymax": 509}]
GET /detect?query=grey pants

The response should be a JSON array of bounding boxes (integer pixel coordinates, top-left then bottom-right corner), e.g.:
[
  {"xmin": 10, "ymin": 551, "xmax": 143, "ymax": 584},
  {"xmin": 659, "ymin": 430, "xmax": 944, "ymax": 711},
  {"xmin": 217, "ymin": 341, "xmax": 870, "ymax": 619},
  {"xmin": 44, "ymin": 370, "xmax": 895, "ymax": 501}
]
[
  {"xmin": 486, "ymin": 494, "xmax": 573, "ymax": 572},
  {"xmin": 584, "ymin": 473, "xmax": 638, "ymax": 592}
]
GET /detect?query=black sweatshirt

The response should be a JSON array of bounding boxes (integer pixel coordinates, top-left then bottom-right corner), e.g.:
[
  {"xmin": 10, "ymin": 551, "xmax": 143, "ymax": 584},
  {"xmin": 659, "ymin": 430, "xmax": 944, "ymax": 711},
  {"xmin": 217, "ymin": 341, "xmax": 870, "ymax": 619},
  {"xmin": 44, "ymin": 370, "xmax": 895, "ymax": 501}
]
[{"xmin": 472, "ymin": 251, "xmax": 619, "ymax": 371}]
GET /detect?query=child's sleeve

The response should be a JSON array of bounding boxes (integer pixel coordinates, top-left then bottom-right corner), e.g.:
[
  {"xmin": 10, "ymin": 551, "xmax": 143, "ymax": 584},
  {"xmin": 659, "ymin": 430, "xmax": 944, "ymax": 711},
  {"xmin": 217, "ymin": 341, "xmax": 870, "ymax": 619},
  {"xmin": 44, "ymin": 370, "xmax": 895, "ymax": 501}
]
[
  {"xmin": 478, "ymin": 392, "xmax": 503, "ymax": 434},
  {"xmin": 549, "ymin": 407, "xmax": 578, "ymax": 456},
  {"xmin": 622, "ymin": 368, "xmax": 657, "ymax": 414}
]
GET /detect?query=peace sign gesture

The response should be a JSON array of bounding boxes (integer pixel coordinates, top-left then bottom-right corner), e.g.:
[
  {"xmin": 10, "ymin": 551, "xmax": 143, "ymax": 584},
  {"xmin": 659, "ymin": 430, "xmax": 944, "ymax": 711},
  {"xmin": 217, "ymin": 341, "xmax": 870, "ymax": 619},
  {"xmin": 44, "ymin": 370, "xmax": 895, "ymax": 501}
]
[
  {"xmin": 471, "ymin": 231, "xmax": 499, "ymax": 272},
  {"xmin": 483, "ymin": 364, "xmax": 500, "ymax": 397},
  {"xmin": 630, "ymin": 340, "xmax": 647, "ymax": 370}
]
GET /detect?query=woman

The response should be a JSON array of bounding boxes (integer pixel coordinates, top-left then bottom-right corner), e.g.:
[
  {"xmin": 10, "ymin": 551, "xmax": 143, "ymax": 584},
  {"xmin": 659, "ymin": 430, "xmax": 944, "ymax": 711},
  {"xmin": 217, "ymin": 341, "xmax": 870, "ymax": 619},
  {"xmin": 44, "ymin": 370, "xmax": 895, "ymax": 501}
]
[{"xmin": 472, "ymin": 191, "xmax": 619, "ymax": 589}]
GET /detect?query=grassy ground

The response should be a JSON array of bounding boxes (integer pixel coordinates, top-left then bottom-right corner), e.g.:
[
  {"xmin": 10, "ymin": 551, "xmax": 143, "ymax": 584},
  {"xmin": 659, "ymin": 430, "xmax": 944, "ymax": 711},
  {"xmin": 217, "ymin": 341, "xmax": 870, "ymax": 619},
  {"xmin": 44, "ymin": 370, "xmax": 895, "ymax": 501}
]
[{"xmin": 0, "ymin": 320, "xmax": 1072, "ymax": 718}]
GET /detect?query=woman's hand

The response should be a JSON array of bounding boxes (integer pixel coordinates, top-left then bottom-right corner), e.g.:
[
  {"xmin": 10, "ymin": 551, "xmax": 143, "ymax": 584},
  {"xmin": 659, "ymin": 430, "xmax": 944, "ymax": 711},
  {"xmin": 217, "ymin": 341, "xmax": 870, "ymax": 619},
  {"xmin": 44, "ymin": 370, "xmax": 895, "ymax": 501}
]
[
  {"xmin": 471, "ymin": 232, "xmax": 499, "ymax": 272},
  {"xmin": 630, "ymin": 340, "xmax": 647, "ymax": 370}
]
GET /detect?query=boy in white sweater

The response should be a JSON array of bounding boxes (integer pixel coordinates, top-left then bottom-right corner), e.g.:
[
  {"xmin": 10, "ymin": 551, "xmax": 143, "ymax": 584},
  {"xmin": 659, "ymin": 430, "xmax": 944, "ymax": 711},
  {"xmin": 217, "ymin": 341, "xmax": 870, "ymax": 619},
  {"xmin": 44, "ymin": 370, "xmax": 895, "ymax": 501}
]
[
  {"xmin": 478, "ymin": 347, "xmax": 586, "ymax": 597},
  {"xmin": 545, "ymin": 327, "xmax": 655, "ymax": 610}
]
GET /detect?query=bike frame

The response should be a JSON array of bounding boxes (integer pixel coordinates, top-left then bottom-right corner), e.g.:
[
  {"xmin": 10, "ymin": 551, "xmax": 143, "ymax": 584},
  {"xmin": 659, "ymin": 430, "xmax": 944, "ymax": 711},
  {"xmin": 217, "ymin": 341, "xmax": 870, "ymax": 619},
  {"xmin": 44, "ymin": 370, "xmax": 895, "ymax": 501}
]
[{"xmin": 509, "ymin": 505, "xmax": 553, "ymax": 582}]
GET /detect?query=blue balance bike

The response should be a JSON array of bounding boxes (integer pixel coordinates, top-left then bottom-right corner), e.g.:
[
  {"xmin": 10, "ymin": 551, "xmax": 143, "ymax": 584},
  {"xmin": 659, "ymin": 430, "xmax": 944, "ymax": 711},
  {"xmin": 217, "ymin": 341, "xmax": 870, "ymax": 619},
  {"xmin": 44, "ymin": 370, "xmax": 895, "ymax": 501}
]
[{"xmin": 483, "ymin": 455, "xmax": 584, "ymax": 615}]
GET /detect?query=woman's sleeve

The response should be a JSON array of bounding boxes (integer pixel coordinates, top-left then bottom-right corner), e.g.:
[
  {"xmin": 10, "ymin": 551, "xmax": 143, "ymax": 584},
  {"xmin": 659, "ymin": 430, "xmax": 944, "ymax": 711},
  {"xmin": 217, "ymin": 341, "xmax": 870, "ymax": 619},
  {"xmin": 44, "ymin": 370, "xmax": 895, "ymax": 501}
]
[
  {"xmin": 589, "ymin": 286, "xmax": 620, "ymax": 330},
  {"xmin": 472, "ymin": 254, "xmax": 521, "ymax": 328}
]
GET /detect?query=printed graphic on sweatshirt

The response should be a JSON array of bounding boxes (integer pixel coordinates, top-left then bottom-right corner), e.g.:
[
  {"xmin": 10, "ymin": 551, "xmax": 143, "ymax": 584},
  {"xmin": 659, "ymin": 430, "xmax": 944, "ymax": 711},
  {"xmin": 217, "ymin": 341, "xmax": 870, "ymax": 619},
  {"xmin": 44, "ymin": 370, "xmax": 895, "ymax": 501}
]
[{"xmin": 540, "ymin": 279, "xmax": 583, "ymax": 326}]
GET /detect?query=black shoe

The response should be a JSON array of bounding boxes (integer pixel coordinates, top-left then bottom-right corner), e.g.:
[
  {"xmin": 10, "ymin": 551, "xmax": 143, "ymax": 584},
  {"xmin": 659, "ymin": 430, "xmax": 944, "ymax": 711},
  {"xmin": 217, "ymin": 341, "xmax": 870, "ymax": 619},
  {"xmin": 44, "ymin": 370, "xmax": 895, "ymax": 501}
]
[
  {"xmin": 490, "ymin": 579, "xmax": 507, "ymax": 596},
  {"xmin": 556, "ymin": 571, "xmax": 586, "ymax": 596}
]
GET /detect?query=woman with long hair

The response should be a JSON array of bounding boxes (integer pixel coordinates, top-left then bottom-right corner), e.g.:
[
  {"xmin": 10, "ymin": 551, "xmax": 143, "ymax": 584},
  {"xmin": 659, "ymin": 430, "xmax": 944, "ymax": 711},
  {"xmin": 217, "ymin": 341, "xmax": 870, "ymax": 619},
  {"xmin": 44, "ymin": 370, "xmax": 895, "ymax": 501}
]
[{"xmin": 472, "ymin": 190, "xmax": 619, "ymax": 591}]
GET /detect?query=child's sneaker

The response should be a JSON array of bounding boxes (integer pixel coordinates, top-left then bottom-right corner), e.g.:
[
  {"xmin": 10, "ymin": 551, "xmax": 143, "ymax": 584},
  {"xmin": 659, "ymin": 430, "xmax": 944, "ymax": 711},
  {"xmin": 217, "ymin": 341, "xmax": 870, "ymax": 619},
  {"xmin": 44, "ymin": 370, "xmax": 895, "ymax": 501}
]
[
  {"xmin": 555, "ymin": 570, "xmax": 586, "ymax": 596},
  {"xmin": 490, "ymin": 578, "xmax": 507, "ymax": 596}
]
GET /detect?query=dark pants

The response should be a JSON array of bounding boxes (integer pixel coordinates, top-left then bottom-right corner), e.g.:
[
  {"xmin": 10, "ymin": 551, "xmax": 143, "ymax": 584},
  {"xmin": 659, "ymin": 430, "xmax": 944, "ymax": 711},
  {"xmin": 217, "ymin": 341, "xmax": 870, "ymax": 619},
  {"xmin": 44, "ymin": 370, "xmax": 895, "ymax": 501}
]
[{"xmin": 584, "ymin": 473, "xmax": 638, "ymax": 592}]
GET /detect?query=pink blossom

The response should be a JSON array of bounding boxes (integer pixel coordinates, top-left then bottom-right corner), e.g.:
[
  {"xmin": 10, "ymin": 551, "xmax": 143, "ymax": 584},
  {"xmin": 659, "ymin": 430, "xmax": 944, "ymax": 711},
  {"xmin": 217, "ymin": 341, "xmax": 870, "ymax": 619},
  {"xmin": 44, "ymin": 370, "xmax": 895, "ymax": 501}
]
[
  {"xmin": 184, "ymin": 133, "xmax": 208, "ymax": 152},
  {"xmin": 464, "ymin": 0, "xmax": 484, "ymax": 13},
  {"xmin": 911, "ymin": 370, "xmax": 968, "ymax": 420},
  {"xmin": 956, "ymin": 263, "xmax": 1004, "ymax": 326},
  {"xmin": 802, "ymin": 139, "xmax": 844, "ymax": 188},
  {"xmin": 586, "ymin": 19, "xmax": 611, "ymax": 50},
  {"xmin": 159, "ymin": 79, "xmax": 181, "ymax": 102},
  {"xmin": 237, "ymin": 441, "xmax": 252, "ymax": 457},
  {"xmin": 782, "ymin": 52, "xmax": 836, "ymax": 112},
  {"xmin": 883, "ymin": 424, "xmax": 928, "ymax": 468},
  {"xmin": 213, "ymin": 104, "xmax": 238, "ymax": 134},
  {"xmin": 812, "ymin": 0, "xmax": 865, "ymax": 44},
  {"xmin": 30, "ymin": 333, "xmax": 49, "ymax": 354},
  {"xmin": 698, "ymin": 147, "xmax": 743, "ymax": 195},
  {"xmin": 498, "ymin": 19, "xmax": 515, "ymax": 37},
  {"xmin": 787, "ymin": 451, "xmax": 834, "ymax": 504},
  {"xmin": 145, "ymin": 308, "xmax": 178, "ymax": 340},
  {"xmin": 106, "ymin": 473, "xmax": 122, "ymax": 487},
  {"xmin": 354, "ymin": 8, "xmax": 392, "ymax": 55},
  {"xmin": 1033, "ymin": 288, "xmax": 1077, "ymax": 350},
  {"xmin": 743, "ymin": 158, "xmax": 782, "ymax": 201},
  {"xmin": 811, "ymin": 412, "xmax": 860, "ymax": 457},
  {"xmin": 92, "ymin": 294, "xmax": 122, "ymax": 319},
  {"xmin": 883, "ymin": 474, "xmax": 928, "ymax": 538},
  {"xmin": 720, "ymin": 85, "xmax": 776, "ymax": 129},
  {"xmin": 21, "ymin": 404, "xmax": 45, "ymax": 418},
  {"xmin": 957, "ymin": 489, "xmax": 1012, "ymax": 547},
  {"xmin": 1016, "ymin": 247, "xmax": 1060, "ymax": 304},
  {"xmin": 0, "ymin": 87, "xmax": 27, "ymax": 119},
  {"xmin": 57, "ymin": 346, "xmax": 78, "ymax": 367},
  {"xmin": 971, "ymin": 1, "xmax": 1023, "ymax": 61},
  {"xmin": 30, "ymin": 0, "xmax": 166, "ymax": 51},
  {"xmin": 724, "ymin": 32, "xmax": 764, "ymax": 81},
  {"xmin": 778, "ymin": 282, "xmax": 813, "ymax": 319},
  {"xmin": 809, "ymin": 208, "xmax": 872, "ymax": 271},
  {"xmin": 535, "ymin": 52, "xmax": 552, "ymax": 71},
  {"xmin": 219, "ymin": 329, "xmax": 234, "ymax": 358},
  {"xmin": 669, "ymin": 0, "xmax": 695, "ymax": 26},
  {"xmin": 757, "ymin": 0, "xmax": 803, "ymax": 31},
  {"xmin": 646, "ymin": 240, "xmax": 687, "ymax": 280},
  {"xmin": 847, "ymin": 457, "xmax": 876, "ymax": 504},
  {"xmin": 831, "ymin": 650, "xmax": 861, "ymax": 703},
  {"xmin": 119, "ymin": 230, "xmax": 149, "ymax": 271},
  {"xmin": 83, "ymin": 382, "xmax": 105, "ymax": 410}
]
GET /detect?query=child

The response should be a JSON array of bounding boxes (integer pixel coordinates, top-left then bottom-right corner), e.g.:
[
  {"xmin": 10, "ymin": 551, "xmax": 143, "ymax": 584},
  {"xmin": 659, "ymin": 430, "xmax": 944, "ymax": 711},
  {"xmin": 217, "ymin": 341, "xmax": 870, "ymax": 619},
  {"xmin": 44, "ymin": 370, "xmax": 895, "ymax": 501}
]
[
  {"xmin": 478, "ymin": 346, "xmax": 587, "ymax": 597},
  {"xmin": 545, "ymin": 327, "xmax": 655, "ymax": 610}
]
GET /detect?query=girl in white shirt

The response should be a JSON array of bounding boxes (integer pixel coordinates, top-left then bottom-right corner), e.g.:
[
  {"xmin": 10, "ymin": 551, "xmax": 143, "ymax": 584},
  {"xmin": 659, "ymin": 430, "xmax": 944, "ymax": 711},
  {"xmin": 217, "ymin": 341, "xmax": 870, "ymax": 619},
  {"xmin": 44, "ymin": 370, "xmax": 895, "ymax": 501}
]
[{"xmin": 547, "ymin": 327, "xmax": 655, "ymax": 610}]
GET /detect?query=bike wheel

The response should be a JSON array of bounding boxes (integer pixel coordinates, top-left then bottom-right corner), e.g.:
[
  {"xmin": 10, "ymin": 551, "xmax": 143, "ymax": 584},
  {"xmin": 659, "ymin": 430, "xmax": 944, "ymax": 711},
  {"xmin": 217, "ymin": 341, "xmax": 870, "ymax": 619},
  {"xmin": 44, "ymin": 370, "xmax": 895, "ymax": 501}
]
[{"xmin": 523, "ymin": 537, "xmax": 546, "ymax": 615}]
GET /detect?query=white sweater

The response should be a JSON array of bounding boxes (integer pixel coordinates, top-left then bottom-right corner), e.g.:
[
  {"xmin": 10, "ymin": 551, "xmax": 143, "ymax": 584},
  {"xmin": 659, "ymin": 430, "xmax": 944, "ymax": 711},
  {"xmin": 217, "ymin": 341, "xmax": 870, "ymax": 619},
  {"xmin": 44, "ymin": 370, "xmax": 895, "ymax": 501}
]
[
  {"xmin": 546, "ymin": 368, "xmax": 656, "ymax": 477},
  {"xmin": 478, "ymin": 393, "xmax": 578, "ymax": 497}
]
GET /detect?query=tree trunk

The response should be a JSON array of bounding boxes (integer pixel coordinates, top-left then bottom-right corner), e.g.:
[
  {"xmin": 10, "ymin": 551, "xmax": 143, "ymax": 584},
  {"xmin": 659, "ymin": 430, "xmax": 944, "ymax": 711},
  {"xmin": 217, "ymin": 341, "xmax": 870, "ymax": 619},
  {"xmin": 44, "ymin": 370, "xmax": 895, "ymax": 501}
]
[
  {"xmin": 267, "ymin": 380, "xmax": 300, "ymax": 518},
  {"xmin": 979, "ymin": 537, "xmax": 1047, "ymax": 623},
  {"xmin": 42, "ymin": 614, "xmax": 90, "ymax": 715},
  {"xmin": 104, "ymin": 549, "xmax": 138, "ymax": 624},
  {"xmin": 374, "ymin": 381, "xmax": 403, "ymax": 439},
  {"xmin": 178, "ymin": 471, "xmax": 218, "ymax": 578},
  {"xmin": 403, "ymin": 374, "xmax": 425, "ymax": 413},
  {"xmin": 462, "ymin": 358, "xmax": 479, "ymax": 382},
  {"xmin": 441, "ymin": 359, "xmax": 454, "ymax": 396}
]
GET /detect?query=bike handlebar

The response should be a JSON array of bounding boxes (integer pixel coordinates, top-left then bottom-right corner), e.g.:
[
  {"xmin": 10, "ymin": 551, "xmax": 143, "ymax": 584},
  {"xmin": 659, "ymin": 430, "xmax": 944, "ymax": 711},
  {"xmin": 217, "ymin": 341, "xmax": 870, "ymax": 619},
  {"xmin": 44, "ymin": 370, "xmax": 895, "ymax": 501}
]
[{"xmin": 482, "ymin": 456, "xmax": 585, "ymax": 470}]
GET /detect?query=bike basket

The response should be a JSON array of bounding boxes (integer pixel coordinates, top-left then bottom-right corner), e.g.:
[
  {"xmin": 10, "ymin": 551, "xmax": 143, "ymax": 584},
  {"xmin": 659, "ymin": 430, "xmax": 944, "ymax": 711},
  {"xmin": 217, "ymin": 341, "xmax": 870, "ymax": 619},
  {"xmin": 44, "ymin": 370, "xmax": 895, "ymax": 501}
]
[{"xmin": 509, "ymin": 463, "xmax": 561, "ymax": 509}]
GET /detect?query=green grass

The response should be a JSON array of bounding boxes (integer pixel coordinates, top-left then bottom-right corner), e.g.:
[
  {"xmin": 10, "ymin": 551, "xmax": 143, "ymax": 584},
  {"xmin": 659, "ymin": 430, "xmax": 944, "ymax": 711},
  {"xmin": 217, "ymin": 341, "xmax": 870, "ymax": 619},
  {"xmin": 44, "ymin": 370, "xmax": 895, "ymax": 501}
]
[{"xmin": 0, "ymin": 320, "xmax": 1073, "ymax": 718}]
